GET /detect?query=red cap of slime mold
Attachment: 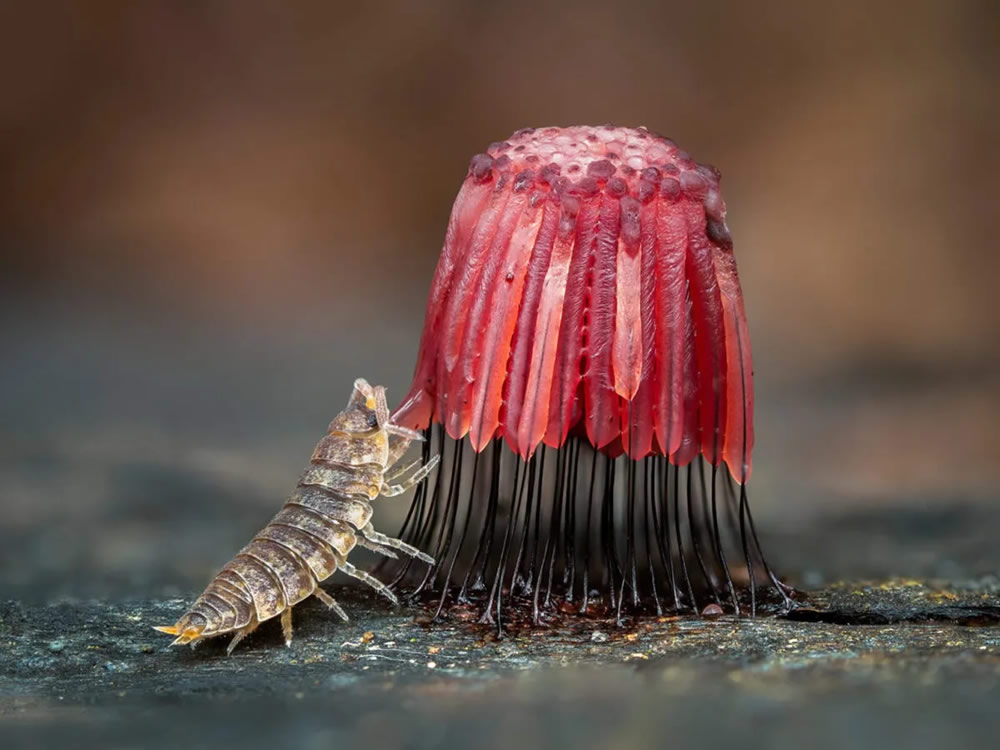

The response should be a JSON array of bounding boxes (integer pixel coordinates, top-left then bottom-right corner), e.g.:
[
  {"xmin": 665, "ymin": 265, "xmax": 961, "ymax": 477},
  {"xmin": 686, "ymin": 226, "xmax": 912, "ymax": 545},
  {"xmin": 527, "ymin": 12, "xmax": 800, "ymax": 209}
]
[{"xmin": 394, "ymin": 125, "xmax": 754, "ymax": 482}]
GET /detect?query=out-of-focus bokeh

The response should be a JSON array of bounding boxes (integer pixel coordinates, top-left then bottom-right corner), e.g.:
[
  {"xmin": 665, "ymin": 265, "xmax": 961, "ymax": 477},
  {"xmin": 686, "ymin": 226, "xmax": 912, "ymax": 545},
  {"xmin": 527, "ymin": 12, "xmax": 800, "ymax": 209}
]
[{"xmin": 1, "ymin": 0, "xmax": 998, "ymax": 599}]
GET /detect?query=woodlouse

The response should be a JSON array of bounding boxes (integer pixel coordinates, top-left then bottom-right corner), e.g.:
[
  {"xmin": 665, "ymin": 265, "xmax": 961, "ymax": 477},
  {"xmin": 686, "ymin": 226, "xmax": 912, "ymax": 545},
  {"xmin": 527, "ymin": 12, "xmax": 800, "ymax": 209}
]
[{"xmin": 154, "ymin": 379, "xmax": 439, "ymax": 653}]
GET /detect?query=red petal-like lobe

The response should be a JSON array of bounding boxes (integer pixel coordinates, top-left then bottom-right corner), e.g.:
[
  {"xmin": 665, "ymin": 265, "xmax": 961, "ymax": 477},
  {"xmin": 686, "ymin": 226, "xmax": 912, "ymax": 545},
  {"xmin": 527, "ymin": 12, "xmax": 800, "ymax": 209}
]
[
  {"xmin": 500, "ymin": 196, "xmax": 559, "ymax": 454},
  {"xmin": 620, "ymin": 198, "xmax": 658, "ymax": 459},
  {"xmin": 394, "ymin": 179, "xmax": 494, "ymax": 429},
  {"xmin": 714, "ymin": 248, "xmax": 755, "ymax": 481},
  {"xmin": 544, "ymin": 195, "xmax": 601, "ymax": 448},
  {"xmin": 672, "ymin": 293, "xmax": 701, "ymax": 466},
  {"xmin": 468, "ymin": 194, "xmax": 546, "ymax": 450},
  {"xmin": 613, "ymin": 196, "xmax": 643, "ymax": 401},
  {"xmin": 584, "ymin": 195, "xmax": 623, "ymax": 450},
  {"xmin": 683, "ymin": 200, "xmax": 728, "ymax": 467},
  {"xmin": 437, "ymin": 186, "xmax": 513, "ymax": 439},
  {"xmin": 652, "ymin": 199, "xmax": 688, "ymax": 459},
  {"xmin": 509, "ymin": 197, "xmax": 571, "ymax": 457}
]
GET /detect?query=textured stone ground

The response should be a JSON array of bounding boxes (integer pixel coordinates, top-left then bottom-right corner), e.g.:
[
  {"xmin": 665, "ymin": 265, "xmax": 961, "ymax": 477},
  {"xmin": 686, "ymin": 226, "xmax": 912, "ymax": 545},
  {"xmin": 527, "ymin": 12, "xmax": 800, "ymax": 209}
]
[{"xmin": 3, "ymin": 576, "xmax": 1000, "ymax": 750}]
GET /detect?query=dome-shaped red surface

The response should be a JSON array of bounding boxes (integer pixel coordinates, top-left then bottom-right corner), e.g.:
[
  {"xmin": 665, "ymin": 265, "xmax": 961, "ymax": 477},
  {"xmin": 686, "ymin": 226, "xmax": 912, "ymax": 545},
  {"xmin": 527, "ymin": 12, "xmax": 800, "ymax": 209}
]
[{"xmin": 394, "ymin": 125, "xmax": 754, "ymax": 482}]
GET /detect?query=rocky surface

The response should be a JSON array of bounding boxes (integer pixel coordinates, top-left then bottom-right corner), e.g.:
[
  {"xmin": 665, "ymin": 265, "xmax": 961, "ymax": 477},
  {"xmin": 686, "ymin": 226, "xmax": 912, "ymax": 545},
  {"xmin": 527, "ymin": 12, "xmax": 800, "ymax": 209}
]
[{"xmin": 3, "ymin": 577, "xmax": 1000, "ymax": 749}]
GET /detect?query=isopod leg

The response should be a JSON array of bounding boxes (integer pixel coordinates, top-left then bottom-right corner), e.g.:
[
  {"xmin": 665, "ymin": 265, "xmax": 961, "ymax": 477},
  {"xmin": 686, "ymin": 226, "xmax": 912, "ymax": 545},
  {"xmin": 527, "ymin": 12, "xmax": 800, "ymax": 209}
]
[
  {"xmin": 339, "ymin": 561, "xmax": 399, "ymax": 605},
  {"xmin": 360, "ymin": 522, "xmax": 434, "ymax": 565},
  {"xmin": 281, "ymin": 608, "xmax": 293, "ymax": 646},
  {"xmin": 384, "ymin": 457, "xmax": 422, "ymax": 483},
  {"xmin": 386, "ymin": 433, "xmax": 415, "ymax": 468},
  {"xmin": 385, "ymin": 427, "xmax": 427, "ymax": 474},
  {"xmin": 226, "ymin": 620, "xmax": 258, "ymax": 655},
  {"xmin": 386, "ymin": 424, "xmax": 424, "ymax": 442},
  {"xmin": 355, "ymin": 535, "xmax": 400, "ymax": 559},
  {"xmin": 313, "ymin": 586, "xmax": 349, "ymax": 622},
  {"xmin": 381, "ymin": 454, "xmax": 441, "ymax": 497}
]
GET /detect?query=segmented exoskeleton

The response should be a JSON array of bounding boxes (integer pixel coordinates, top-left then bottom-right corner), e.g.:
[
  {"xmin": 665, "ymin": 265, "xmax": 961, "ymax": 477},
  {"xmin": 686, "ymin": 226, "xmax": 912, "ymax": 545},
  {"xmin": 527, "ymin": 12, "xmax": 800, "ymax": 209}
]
[{"xmin": 154, "ymin": 379, "xmax": 439, "ymax": 653}]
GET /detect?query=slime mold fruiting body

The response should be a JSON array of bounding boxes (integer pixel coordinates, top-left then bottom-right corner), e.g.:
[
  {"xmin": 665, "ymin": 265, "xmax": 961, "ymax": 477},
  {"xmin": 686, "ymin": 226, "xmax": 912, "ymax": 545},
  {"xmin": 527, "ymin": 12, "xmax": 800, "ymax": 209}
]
[{"xmin": 390, "ymin": 125, "xmax": 791, "ymax": 629}]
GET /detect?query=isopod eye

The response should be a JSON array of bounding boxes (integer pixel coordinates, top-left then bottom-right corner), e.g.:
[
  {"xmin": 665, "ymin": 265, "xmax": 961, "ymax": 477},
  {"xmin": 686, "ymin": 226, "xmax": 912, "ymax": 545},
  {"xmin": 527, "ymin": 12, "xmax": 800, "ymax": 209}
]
[{"xmin": 330, "ymin": 381, "xmax": 391, "ymax": 435}]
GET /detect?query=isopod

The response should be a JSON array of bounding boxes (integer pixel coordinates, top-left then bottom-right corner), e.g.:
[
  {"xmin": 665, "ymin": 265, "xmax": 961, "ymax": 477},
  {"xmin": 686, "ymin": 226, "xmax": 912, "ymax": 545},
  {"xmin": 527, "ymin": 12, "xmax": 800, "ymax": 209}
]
[{"xmin": 154, "ymin": 378, "xmax": 439, "ymax": 653}]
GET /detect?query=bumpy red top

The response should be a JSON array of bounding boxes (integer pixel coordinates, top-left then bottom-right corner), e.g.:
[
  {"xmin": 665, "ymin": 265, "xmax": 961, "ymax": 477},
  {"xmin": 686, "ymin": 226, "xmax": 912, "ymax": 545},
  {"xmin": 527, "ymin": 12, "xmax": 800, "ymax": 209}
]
[{"xmin": 394, "ymin": 125, "xmax": 754, "ymax": 481}]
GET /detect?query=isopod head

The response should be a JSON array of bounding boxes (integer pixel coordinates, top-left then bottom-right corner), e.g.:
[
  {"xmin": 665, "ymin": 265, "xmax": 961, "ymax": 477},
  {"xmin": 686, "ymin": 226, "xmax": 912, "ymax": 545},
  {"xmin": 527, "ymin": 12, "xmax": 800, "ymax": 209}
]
[
  {"xmin": 328, "ymin": 378, "xmax": 389, "ymax": 434},
  {"xmin": 318, "ymin": 378, "xmax": 393, "ymax": 467}
]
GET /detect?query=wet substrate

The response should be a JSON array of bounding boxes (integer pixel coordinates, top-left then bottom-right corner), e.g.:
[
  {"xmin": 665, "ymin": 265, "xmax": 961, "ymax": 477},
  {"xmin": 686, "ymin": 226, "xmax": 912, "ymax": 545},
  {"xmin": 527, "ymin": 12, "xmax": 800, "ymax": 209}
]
[
  {"xmin": 408, "ymin": 586, "xmax": 802, "ymax": 636},
  {"xmin": 4, "ymin": 579, "xmax": 1000, "ymax": 749}
]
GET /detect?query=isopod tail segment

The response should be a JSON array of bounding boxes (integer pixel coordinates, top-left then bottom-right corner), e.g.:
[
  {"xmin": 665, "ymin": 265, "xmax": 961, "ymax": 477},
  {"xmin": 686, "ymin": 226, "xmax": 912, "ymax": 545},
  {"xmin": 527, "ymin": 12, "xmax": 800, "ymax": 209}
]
[
  {"xmin": 154, "ymin": 379, "xmax": 439, "ymax": 654},
  {"xmin": 387, "ymin": 126, "xmax": 796, "ymax": 632}
]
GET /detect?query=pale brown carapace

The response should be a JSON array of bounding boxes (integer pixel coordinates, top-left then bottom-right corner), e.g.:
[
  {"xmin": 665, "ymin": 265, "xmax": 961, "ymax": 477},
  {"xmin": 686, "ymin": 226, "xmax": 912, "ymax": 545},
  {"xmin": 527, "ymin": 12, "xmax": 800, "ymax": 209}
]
[{"xmin": 154, "ymin": 379, "xmax": 439, "ymax": 654}]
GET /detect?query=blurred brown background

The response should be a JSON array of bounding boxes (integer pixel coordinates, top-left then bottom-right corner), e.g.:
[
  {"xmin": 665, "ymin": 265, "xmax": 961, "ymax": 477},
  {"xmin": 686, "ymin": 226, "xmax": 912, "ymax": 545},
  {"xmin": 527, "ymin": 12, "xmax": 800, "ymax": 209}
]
[{"xmin": 1, "ymin": 1, "xmax": 998, "ymax": 598}]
